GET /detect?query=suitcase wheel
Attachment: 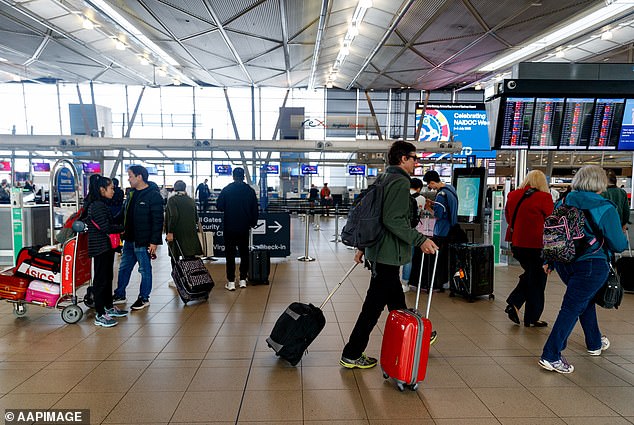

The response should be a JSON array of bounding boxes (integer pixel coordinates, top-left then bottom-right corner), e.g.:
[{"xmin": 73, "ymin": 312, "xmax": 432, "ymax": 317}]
[
  {"xmin": 13, "ymin": 303, "xmax": 27, "ymax": 318},
  {"xmin": 382, "ymin": 372, "xmax": 389, "ymax": 379},
  {"xmin": 396, "ymin": 382, "xmax": 405, "ymax": 392},
  {"xmin": 411, "ymin": 383, "xmax": 419, "ymax": 391},
  {"xmin": 489, "ymin": 294, "xmax": 495, "ymax": 300}
]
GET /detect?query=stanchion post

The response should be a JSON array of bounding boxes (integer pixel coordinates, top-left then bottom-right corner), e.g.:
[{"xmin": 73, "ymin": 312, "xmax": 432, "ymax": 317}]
[
  {"xmin": 330, "ymin": 205, "xmax": 342, "ymax": 243},
  {"xmin": 298, "ymin": 213, "xmax": 315, "ymax": 261}
]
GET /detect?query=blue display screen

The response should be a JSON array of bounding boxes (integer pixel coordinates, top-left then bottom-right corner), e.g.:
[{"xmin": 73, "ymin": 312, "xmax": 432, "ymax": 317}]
[
  {"xmin": 215, "ymin": 164, "xmax": 232, "ymax": 175},
  {"xmin": 348, "ymin": 165, "xmax": 366, "ymax": 175},
  {"xmin": 301, "ymin": 164, "xmax": 318, "ymax": 175},
  {"xmin": 174, "ymin": 163, "xmax": 191, "ymax": 173},
  {"xmin": 618, "ymin": 99, "xmax": 634, "ymax": 150},
  {"xmin": 265, "ymin": 164, "xmax": 279, "ymax": 174}
]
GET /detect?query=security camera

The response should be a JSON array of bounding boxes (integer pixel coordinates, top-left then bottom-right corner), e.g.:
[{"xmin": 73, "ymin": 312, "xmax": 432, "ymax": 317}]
[{"xmin": 507, "ymin": 80, "xmax": 517, "ymax": 90}]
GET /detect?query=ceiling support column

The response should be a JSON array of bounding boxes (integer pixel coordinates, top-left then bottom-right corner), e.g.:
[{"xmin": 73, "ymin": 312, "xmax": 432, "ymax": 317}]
[{"xmin": 364, "ymin": 90, "xmax": 383, "ymax": 140}]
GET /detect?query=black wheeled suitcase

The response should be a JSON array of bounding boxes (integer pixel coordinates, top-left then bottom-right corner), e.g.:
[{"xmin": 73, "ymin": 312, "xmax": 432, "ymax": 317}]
[
  {"xmin": 169, "ymin": 241, "xmax": 214, "ymax": 304},
  {"xmin": 248, "ymin": 249, "xmax": 270, "ymax": 285},
  {"xmin": 615, "ymin": 234, "xmax": 634, "ymax": 293},
  {"xmin": 448, "ymin": 243, "xmax": 494, "ymax": 301},
  {"xmin": 267, "ymin": 263, "xmax": 358, "ymax": 366}
]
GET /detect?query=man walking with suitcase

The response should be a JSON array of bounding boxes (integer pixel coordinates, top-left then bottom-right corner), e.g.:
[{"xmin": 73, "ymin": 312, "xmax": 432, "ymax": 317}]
[
  {"xmin": 216, "ymin": 167, "xmax": 259, "ymax": 291},
  {"xmin": 340, "ymin": 141, "xmax": 438, "ymax": 369}
]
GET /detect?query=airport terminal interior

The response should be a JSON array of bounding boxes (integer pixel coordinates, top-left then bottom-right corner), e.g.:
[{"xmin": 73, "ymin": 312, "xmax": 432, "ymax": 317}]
[{"xmin": 2, "ymin": 0, "xmax": 634, "ymax": 423}]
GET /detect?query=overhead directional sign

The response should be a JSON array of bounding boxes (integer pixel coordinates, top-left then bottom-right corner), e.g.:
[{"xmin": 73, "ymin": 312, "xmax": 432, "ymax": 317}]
[{"xmin": 199, "ymin": 212, "xmax": 290, "ymax": 257}]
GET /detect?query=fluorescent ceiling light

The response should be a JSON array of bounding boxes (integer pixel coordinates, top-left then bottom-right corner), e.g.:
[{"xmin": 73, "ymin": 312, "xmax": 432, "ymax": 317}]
[
  {"xmin": 601, "ymin": 30, "xmax": 613, "ymax": 40},
  {"xmin": 82, "ymin": 18, "xmax": 94, "ymax": 30},
  {"xmin": 479, "ymin": 0, "xmax": 634, "ymax": 72},
  {"xmin": 114, "ymin": 40, "xmax": 126, "ymax": 50},
  {"xmin": 89, "ymin": 0, "xmax": 180, "ymax": 67},
  {"xmin": 555, "ymin": 50, "xmax": 565, "ymax": 58},
  {"xmin": 0, "ymin": 57, "xmax": 7, "ymax": 62}
]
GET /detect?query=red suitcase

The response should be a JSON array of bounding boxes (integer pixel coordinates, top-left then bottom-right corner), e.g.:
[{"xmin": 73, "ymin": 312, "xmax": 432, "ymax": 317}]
[
  {"xmin": 0, "ymin": 269, "xmax": 30, "ymax": 301},
  {"xmin": 380, "ymin": 252, "xmax": 438, "ymax": 391}
]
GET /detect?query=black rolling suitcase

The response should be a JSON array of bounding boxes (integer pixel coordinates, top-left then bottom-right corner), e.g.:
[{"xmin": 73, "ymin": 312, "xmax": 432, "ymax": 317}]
[
  {"xmin": 615, "ymin": 232, "xmax": 634, "ymax": 293},
  {"xmin": 169, "ymin": 241, "xmax": 214, "ymax": 304},
  {"xmin": 449, "ymin": 243, "xmax": 495, "ymax": 301},
  {"xmin": 267, "ymin": 263, "xmax": 358, "ymax": 366},
  {"xmin": 248, "ymin": 249, "xmax": 270, "ymax": 285}
]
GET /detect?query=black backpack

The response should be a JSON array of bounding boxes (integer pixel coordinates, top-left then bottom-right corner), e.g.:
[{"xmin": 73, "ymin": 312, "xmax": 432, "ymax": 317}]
[{"xmin": 341, "ymin": 172, "xmax": 400, "ymax": 249}]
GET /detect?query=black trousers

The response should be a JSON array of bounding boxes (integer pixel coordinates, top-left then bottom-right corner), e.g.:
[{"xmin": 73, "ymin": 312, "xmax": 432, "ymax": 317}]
[
  {"xmin": 199, "ymin": 197, "xmax": 209, "ymax": 211},
  {"xmin": 342, "ymin": 262, "xmax": 406, "ymax": 360},
  {"xmin": 224, "ymin": 229, "xmax": 250, "ymax": 281},
  {"xmin": 506, "ymin": 246, "xmax": 547, "ymax": 324},
  {"xmin": 93, "ymin": 249, "xmax": 115, "ymax": 315},
  {"xmin": 409, "ymin": 237, "xmax": 448, "ymax": 290}
]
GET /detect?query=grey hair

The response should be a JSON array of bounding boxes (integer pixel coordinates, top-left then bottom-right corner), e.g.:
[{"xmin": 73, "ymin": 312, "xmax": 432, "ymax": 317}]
[{"xmin": 571, "ymin": 165, "xmax": 607, "ymax": 193}]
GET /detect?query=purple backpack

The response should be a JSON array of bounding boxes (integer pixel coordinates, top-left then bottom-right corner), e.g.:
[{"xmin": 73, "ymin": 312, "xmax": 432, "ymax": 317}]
[{"xmin": 542, "ymin": 204, "xmax": 587, "ymax": 263}]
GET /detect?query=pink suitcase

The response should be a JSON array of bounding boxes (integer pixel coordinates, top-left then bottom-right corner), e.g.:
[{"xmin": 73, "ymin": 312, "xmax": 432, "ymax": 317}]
[
  {"xmin": 380, "ymin": 252, "xmax": 438, "ymax": 391},
  {"xmin": 25, "ymin": 280, "xmax": 61, "ymax": 307}
]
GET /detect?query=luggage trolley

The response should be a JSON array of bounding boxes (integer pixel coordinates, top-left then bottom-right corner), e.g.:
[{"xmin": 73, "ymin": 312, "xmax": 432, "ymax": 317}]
[
  {"xmin": 11, "ymin": 230, "xmax": 92, "ymax": 324},
  {"xmin": 9, "ymin": 158, "xmax": 92, "ymax": 323}
]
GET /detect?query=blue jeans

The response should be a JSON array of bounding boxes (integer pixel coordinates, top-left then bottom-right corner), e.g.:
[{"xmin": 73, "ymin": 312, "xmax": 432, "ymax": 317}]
[
  {"xmin": 401, "ymin": 247, "xmax": 416, "ymax": 282},
  {"xmin": 541, "ymin": 258, "xmax": 608, "ymax": 362},
  {"xmin": 114, "ymin": 241, "xmax": 153, "ymax": 301}
]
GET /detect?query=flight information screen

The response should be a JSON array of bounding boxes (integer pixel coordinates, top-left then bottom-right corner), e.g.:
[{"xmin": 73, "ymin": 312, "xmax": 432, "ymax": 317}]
[
  {"xmin": 499, "ymin": 97, "xmax": 534, "ymax": 149},
  {"xmin": 559, "ymin": 98, "xmax": 595, "ymax": 149},
  {"xmin": 588, "ymin": 98, "xmax": 624, "ymax": 150},
  {"xmin": 530, "ymin": 98, "xmax": 564, "ymax": 149}
]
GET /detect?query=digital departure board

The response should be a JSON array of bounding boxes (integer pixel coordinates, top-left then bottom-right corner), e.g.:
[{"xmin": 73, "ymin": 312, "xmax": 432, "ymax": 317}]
[
  {"xmin": 531, "ymin": 98, "xmax": 564, "ymax": 149},
  {"xmin": 558, "ymin": 98, "xmax": 594, "ymax": 149},
  {"xmin": 588, "ymin": 98, "xmax": 624, "ymax": 150},
  {"xmin": 499, "ymin": 97, "xmax": 534, "ymax": 149}
]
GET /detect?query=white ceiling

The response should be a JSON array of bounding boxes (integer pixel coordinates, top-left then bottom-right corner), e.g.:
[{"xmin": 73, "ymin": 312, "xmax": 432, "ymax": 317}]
[{"xmin": 0, "ymin": 0, "xmax": 632, "ymax": 90}]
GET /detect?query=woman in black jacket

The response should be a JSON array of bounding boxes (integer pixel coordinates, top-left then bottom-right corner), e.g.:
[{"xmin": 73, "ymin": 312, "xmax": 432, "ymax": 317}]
[{"xmin": 85, "ymin": 175, "xmax": 127, "ymax": 327}]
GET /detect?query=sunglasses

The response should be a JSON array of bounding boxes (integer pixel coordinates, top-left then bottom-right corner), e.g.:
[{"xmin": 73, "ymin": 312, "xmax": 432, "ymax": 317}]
[{"xmin": 407, "ymin": 154, "xmax": 419, "ymax": 161}]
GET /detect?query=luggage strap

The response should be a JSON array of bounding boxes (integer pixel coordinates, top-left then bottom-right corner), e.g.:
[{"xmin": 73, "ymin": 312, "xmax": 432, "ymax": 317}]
[{"xmin": 319, "ymin": 263, "xmax": 358, "ymax": 309}]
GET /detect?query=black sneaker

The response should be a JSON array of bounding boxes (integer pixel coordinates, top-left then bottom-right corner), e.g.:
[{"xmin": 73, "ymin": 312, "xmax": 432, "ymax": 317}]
[
  {"xmin": 130, "ymin": 298, "xmax": 150, "ymax": 310},
  {"xmin": 340, "ymin": 353, "xmax": 378, "ymax": 369},
  {"xmin": 112, "ymin": 295, "xmax": 126, "ymax": 305}
]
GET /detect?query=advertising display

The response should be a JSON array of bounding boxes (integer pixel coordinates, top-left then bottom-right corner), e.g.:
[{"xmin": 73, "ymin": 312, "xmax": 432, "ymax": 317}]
[
  {"xmin": 367, "ymin": 168, "xmax": 378, "ymax": 177},
  {"xmin": 264, "ymin": 164, "xmax": 279, "ymax": 174},
  {"xmin": 618, "ymin": 99, "xmax": 634, "ymax": 150},
  {"xmin": 452, "ymin": 167, "xmax": 485, "ymax": 224},
  {"xmin": 415, "ymin": 103, "xmax": 493, "ymax": 158},
  {"xmin": 81, "ymin": 162, "xmax": 101, "ymax": 174},
  {"xmin": 348, "ymin": 165, "xmax": 366, "ymax": 175},
  {"xmin": 0, "ymin": 161, "xmax": 11, "ymax": 171},
  {"xmin": 300, "ymin": 164, "xmax": 318, "ymax": 175},
  {"xmin": 215, "ymin": 164, "xmax": 232, "ymax": 175},
  {"xmin": 33, "ymin": 162, "xmax": 51, "ymax": 172}
]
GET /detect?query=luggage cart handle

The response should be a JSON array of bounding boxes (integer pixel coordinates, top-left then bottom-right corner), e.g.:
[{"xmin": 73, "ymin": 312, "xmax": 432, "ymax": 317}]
[
  {"xmin": 413, "ymin": 250, "xmax": 439, "ymax": 319},
  {"xmin": 319, "ymin": 263, "xmax": 358, "ymax": 309}
]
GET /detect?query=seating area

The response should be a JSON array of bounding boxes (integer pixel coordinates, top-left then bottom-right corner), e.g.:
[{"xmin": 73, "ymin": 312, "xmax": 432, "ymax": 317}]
[{"xmin": 1, "ymin": 216, "xmax": 634, "ymax": 424}]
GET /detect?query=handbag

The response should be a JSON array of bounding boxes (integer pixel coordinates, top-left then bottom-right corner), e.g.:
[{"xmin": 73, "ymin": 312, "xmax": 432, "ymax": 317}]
[
  {"xmin": 594, "ymin": 263, "xmax": 623, "ymax": 309},
  {"xmin": 91, "ymin": 219, "xmax": 121, "ymax": 250}
]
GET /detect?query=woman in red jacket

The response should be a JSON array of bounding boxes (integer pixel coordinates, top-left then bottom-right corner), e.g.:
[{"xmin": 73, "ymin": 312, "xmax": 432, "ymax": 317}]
[{"xmin": 504, "ymin": 170, "xmax": 554, "ymax": 327}]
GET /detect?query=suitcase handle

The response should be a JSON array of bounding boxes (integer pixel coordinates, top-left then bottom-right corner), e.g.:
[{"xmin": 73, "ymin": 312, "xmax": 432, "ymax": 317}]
[
  {"xmin": 413, "ymin": 250, "xmax": 439, "ymax": 319},
  {"xmin": 319, "ymin": 263, "xmax": 358, "ymax": 309},
  {"xmin": 166, "ymin": 239, "xmax": 186, "ymax": 259}
]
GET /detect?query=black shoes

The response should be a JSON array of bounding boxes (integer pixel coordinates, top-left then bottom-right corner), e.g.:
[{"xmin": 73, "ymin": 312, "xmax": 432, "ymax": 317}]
[
  {"xmin": 525, "ymin": 320, "xmax": 548, "ymax": 328},
  {"xmin": 505, "ymin": 304, "xmax": 520, "ymax": 325}
]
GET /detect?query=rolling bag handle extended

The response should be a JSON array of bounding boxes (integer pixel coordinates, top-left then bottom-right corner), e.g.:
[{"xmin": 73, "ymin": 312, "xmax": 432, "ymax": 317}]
[
  {"xmin": 413, "ymin": 250, "xmax": 439, "ymax": 319},
  {"xmin": 319, "ymin": 263, "xmax": 359, "ymax": 309},
  {"xmin": 166, "ymin": 238, "xmax": 186, "ymax": 259}
]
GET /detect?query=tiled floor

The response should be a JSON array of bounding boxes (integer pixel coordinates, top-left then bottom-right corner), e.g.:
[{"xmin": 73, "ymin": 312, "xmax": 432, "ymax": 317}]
[{"xmin": 2, "ymin": 215, "xmax": 634, "ymax": 424}]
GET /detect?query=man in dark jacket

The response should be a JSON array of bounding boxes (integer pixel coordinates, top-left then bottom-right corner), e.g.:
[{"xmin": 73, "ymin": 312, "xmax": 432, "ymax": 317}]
[
  {"xmin": 602, "ymin": 170, "xmax": 630, "ymax": 232},
  {"xmin": 196, "ymin": 179, "xmax": 211, "ymax": 212},
  {"xmin": 216, "ymin": 167, "xmax": 258, "ymax": 291},
  {"xmin": 340, "ymin": 141, "xmax": 438, "ymax": 370},
  {"xmin": 113, "ymin": 165, "xmax": 164, "ymax": 310}
]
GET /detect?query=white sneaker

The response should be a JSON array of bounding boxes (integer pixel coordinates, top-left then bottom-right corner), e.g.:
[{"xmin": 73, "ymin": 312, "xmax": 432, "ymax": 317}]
[
  {"xmin": 225, "ymin": 281, "xmax": 236, "ymax": 291},
  {"xmin": 588, "ymin": 336, "xmax": 610, "ymax": 356},
  {"xmin": 239, "ymin": 279, "xmax": 247, "ymax": 288},
  {"xmin": 402, "ymin": 282, "xmax": 410, "ymax": 293},
  {"xmin": 168, "ymin": 280, "xmax": 175, "ymax": 288}
]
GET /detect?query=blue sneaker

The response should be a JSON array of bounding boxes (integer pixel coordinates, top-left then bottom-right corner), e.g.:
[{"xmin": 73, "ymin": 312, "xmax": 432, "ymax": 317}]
[
  {"xmin": 105, "ymin": 306, "xmax": 128, "ymax": 317},
  {"xmin": 95, "ymin": 314, "xmax": 117, "ymax": 328}
]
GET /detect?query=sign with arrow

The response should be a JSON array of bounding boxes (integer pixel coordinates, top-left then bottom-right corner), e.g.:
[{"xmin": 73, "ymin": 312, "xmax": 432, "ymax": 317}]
[{"xmin": 198, "ymin": 212, "xmax": 291, "ymax": 257}]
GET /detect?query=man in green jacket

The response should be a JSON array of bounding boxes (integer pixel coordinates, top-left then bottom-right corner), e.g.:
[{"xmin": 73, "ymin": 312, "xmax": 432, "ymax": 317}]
[
  {"xmin": 340, "ymin": 141, "xmax": 439, "ymax": 369},
  {"xmin": 165, "ymin": 180, "xmax": 203, "ymax": 285},
  {"xmin": 602, "ymin": 170, "xmax": 630, "ymax": 232}
]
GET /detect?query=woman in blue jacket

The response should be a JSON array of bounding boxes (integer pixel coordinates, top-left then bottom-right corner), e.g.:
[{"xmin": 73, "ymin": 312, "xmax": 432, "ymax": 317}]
[{"xmin": 539, "ymin": 165, "xmax": 627, "ymax": 374}]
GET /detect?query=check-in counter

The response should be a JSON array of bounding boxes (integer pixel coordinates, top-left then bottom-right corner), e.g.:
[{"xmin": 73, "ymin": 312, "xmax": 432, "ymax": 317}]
[{"xmin": 0, "ymin": 204, "xmax": 52, "ymax": 265}]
